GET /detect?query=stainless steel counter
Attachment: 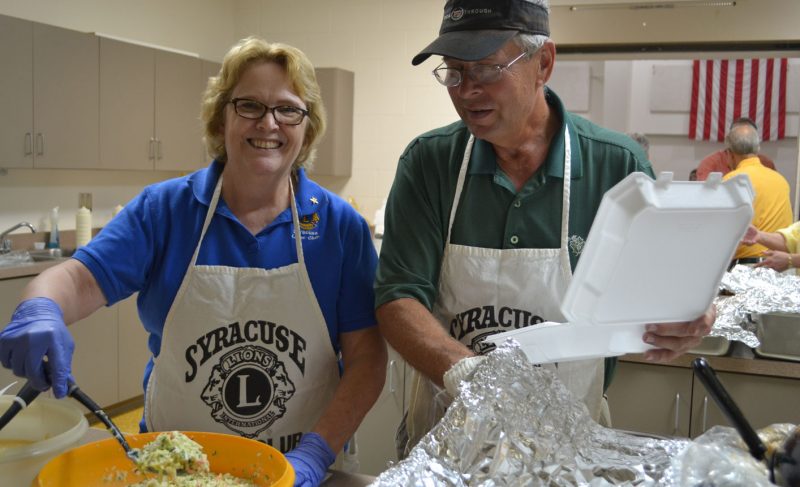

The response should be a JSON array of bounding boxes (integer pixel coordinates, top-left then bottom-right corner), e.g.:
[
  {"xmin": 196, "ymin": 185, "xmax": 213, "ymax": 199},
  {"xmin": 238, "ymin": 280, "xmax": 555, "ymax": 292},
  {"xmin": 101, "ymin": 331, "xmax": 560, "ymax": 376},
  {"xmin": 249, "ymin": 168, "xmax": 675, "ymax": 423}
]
[{"xmin": 79, "ymin": 428, "xmax": 376, "ymax": 486}]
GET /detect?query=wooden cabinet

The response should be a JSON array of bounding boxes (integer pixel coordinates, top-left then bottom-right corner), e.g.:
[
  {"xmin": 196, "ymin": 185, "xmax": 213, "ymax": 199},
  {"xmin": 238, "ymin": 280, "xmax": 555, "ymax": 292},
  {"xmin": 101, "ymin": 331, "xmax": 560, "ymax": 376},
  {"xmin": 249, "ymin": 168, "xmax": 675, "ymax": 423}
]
[
  {"xmin": 0, "ymin": 16, "xmax": 98, "ymax": 170},
  {"xmin": 690, "ymin": 372, "xmax": 800, "ymax": 437},
  {"xmin": 33, "ymin": 23, "xmax": 99, "ymax": 169},
  {"xmin": 356, "ymin": 346, "xmax": 408, "ymax": 475},
  {"xmin": 0, "ymin": 276, "xmax": 149, "ymax": 408},
  {"xmin": 154, "ymin": 50, "xmax": 205, "ymax": 171},
  {"xmin": 117, "ymin": 294, "xmax": 150, "ymax": 401},
  {"xmin": 69, "ymin": 302, "xmax": 118, "ymax": 405},
  {"xmin": 607, "ymin": 361, "xmax": 692, "ymax": 437},
  {"xmin": 100, "ymin": 38, "xmax": 205, "ymax": 172},
  {"xmin": 607, "ymin": 358, "xmax": 800, "ymax": 439},
  {"xmin": 310, "ymin": 68, "xmax": 354, "ymax": 177},
  {"xmin": 0, "ymin": 15, "xmax": 33, "ymax": 169}
]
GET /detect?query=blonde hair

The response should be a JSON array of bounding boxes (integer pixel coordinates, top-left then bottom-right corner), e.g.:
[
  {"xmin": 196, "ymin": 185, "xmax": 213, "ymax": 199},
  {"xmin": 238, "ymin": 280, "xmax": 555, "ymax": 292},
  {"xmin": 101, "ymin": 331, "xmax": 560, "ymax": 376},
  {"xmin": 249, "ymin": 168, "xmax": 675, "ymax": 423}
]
[{"xmin": 201, "ymin": 37, "xmax": 326, "ymax": 169}]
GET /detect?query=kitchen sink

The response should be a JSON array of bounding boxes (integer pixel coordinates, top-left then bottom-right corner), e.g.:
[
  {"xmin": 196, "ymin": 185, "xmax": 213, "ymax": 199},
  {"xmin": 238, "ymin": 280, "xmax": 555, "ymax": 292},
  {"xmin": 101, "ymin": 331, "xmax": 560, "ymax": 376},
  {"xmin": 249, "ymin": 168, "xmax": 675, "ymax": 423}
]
[
  {"xmin": 0, "ymin": 248, "xmax": 72, "ymax": 267},
  {"xmin": 29, "ymin": 248, "xmax": 73, "ymax": 261}
]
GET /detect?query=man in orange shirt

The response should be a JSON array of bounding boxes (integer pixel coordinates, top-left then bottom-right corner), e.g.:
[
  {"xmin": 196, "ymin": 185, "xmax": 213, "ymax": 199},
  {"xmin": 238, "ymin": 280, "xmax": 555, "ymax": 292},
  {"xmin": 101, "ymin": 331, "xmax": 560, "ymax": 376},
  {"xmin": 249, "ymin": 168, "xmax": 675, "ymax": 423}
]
[
  {"xmin": 696, "ymin": 117, "xmax": 776, "ymax": 181},
  {"xmin": 723, "ymin": 122, "xmax": 793, "ymax": 264}
]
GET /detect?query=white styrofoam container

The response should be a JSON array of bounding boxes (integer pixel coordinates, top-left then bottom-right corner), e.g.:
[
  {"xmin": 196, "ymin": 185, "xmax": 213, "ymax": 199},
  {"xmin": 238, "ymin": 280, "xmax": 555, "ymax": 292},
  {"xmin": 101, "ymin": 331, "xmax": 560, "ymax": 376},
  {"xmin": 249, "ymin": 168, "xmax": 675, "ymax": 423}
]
[{"xmin": 486, "ymin": 172, "xmax": 753, "ymax": 364}]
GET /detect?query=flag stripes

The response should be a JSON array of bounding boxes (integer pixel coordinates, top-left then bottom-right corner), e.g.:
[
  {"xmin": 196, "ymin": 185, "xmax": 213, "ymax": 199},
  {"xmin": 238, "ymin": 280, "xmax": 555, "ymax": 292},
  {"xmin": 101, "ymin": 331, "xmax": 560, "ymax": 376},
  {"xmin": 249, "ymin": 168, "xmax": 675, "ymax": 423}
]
[{"xmin": 689, "ymin": 58, "xmax": 787, "ymax": 142}]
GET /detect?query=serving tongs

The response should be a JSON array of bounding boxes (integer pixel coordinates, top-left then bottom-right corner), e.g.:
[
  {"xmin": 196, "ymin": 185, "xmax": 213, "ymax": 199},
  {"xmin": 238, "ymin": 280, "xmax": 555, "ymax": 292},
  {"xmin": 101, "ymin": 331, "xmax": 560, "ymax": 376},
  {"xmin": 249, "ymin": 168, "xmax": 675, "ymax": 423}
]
[
  {"xmin": 66, "ymin": 380, "xmax": 140, "ymax": 465},
  {"xmin": 0, "ymin": 381, "xmax": 41, "ymax": 432},
  {"xmin": 692, "ymin": 357, "xmax": 800, "ymax": 486}
]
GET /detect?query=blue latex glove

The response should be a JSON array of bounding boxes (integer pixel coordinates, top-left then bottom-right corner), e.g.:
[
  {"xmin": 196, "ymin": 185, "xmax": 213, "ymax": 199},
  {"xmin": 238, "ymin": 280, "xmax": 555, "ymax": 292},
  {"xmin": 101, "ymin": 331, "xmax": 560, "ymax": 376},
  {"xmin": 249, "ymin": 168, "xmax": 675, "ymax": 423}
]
[
  {"xmin": 0, "ymin": 297, "xmax": 73, "ymax": 398},
  {"xmin": 285, "ymin": 432, "xmax": 336, "ymax": 487}
]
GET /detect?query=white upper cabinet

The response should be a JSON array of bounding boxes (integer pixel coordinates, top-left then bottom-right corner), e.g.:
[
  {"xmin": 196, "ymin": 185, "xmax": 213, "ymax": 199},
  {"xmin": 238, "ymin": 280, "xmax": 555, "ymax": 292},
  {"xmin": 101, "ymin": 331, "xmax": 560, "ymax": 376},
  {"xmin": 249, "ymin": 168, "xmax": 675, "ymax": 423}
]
[
  {"xmin": 99, "ymin": 38, "xmax": 156, "ymax": 170},
  {"xmin": 100, "ymin": 39, "xmax": 206, "ymax": 172},
  {"xmin": 154, "ymin": 50, "xmax": 205, "ymax": 171},
  {"xmin": 33, "ymin": 23, "xmax": 99, "ymax": 169},
  {"xmin": 0, "ymin": 15, "xmax": 33, "ymax": 168}
]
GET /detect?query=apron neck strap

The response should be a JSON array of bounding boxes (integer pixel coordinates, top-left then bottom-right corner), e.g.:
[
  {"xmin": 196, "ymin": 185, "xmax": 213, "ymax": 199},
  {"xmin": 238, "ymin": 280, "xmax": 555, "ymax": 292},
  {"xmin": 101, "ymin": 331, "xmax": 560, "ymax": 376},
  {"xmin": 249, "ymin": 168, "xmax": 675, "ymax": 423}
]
[{"xmin": 189, "ymin": 173, "xmax": 306, "ymax": 267}]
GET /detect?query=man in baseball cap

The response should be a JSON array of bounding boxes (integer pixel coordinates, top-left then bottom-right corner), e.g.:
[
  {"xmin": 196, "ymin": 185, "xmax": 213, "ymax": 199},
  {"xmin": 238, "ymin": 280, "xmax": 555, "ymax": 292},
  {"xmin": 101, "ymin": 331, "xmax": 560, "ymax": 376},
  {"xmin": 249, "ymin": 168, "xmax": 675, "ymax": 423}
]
[{"xmin": 376, "ymin": 0, "xmax": 716, "ymax": 456}]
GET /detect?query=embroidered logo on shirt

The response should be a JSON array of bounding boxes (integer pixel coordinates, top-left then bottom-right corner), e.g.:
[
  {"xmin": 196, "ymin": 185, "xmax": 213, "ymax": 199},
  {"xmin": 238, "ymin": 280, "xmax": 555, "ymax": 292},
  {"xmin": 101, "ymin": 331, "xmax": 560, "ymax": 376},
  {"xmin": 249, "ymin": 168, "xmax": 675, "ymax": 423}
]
[
  {"xmin": 200, "ymin": 345, "xmax": 296, "ymax": 439},
  {"xmin": 299, "ymin": 212, "xmax": 320, "ymax": 231},
  {"xmin": 568, "ymin": 235, "xmax": 585, "ymax": 257}
]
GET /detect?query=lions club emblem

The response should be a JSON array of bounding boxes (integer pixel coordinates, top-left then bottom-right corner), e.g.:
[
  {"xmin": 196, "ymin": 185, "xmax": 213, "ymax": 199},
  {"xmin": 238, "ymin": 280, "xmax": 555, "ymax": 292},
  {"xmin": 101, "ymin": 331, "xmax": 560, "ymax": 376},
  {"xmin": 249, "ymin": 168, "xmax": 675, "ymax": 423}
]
[
  {"xmin": 200, "ymin": 345, "xmax": 295, "ymax": 438},
  {"xmin": 299, "ymin": 213, "xmax": 320, "ymax": 231}
]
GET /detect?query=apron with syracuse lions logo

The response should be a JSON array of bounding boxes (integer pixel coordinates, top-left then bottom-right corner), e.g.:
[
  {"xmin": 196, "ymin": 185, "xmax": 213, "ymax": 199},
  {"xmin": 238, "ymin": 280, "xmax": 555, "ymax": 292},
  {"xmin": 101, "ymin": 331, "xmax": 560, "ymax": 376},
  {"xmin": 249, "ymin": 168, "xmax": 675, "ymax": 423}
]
[
  {"xmin": 144, "ymin": 175, "xmax": 339, "ymax": 454},
  {"xmin": 404, "ymin": 129, "xmax": 605, "ymax": 453}
]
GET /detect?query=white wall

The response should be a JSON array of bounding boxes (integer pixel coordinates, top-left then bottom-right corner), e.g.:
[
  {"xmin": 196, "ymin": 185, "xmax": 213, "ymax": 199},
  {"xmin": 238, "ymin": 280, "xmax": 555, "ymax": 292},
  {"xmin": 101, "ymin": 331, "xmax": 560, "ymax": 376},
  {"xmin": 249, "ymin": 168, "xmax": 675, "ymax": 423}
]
[{"xmin": 2, "ymin": 0, "xmax": 800, "ymax": 237}]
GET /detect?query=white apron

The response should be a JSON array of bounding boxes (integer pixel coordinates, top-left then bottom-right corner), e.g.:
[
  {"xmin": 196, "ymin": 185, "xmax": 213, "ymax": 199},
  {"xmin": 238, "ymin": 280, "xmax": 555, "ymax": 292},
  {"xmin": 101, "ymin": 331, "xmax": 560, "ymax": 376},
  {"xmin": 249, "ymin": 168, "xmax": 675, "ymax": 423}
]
[
  {"xmin": 144, "ymin": 175, "xmax": 340, "ymax": 454},
  {"xmin": 404, "ymin": 129, "xmax": 605, "ymax": 453}
]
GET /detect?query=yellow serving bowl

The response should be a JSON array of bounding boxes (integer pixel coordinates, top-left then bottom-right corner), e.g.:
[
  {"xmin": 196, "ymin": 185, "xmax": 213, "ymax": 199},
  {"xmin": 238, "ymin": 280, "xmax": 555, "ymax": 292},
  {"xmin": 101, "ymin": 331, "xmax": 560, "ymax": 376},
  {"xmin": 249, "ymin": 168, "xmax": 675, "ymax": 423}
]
[{"xmin": 33, "ymin": 431, "xmax": 294, "ymax": 486}]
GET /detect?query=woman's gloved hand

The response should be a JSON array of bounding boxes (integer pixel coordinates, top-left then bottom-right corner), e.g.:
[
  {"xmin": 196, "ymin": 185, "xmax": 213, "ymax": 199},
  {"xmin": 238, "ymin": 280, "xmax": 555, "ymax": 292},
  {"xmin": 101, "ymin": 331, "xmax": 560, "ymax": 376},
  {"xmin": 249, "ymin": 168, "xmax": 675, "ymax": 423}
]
[
  {"xmin": 0, "ymin": 297, "xmax": 73, "ymax": 398},
  {"xmin": 285, "ymin": 432, "xmax": 335, "ymax": 487}
]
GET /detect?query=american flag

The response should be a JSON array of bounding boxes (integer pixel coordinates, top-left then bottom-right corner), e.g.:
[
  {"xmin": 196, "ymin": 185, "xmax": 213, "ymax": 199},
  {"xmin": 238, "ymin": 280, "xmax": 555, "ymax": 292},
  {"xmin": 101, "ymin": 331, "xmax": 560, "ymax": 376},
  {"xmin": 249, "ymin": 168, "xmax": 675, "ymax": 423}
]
[{"xmin": 689, "ymin": 58, "xmax": 787, "ymax": 142}]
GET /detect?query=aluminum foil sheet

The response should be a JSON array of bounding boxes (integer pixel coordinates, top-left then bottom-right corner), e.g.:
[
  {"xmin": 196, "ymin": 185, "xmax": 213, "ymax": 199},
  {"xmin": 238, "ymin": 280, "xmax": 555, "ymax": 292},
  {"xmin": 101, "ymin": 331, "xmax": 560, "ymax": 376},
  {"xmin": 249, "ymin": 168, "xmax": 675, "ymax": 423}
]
[
  {"xmin": 711, "ymin": 265, "xmax": 800, "ymax": 348},
  {"xmin": 371, "ymin": 342, "xmax": 789, "ymax": 486},
  {"xmin": 371, "ymin": 343, "xmax": 689, "ymax": 486}
]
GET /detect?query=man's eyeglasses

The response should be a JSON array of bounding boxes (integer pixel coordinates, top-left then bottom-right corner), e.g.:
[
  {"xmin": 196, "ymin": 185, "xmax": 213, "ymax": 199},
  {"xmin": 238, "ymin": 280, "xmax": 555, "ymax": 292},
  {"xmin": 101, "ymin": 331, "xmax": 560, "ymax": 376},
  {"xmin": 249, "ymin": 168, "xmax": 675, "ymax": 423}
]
[
  {"xmin": 433, "ymin": 50, "xmax": 531, "ymax": 88},
  {"xmin": 229, "ymin": 98, "xmax": 309, "ymax": 126}
]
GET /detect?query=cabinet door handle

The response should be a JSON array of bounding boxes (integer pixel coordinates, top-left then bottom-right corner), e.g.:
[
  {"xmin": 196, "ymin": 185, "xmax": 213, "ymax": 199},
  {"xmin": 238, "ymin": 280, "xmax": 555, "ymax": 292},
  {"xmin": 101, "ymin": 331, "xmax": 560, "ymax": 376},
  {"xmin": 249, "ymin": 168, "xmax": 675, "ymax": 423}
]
[
  {"xmin": 702, "ymin": 396, "xmax": 709, "ymax": 433},
  {"xmin": 157, "ymin": 139, "xmax": 163, "ymax": 160},
  {"xmin": 36, "ymin": 133, "xmax": 44, "ymax": 156},
  {"xmin": 24, "ymin": 133, "xmax": 32, "ymax": 156},
  {"xmin": 673, "ymin": 392, "xmax": 681, "ymax": 435},
  {"xmin": 149, "ymin": 138, "xmax": 155, "ymax": 160},
  {"xmin": 387, "ymin": 360, "xmax": 396, "ymax": 394}
]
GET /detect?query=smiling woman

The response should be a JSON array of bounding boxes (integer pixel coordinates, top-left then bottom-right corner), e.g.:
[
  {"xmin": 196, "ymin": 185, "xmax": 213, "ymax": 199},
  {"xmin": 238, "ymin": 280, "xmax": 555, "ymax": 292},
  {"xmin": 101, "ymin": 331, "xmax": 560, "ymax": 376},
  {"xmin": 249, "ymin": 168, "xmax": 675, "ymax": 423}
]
[{"xmin": 0, "ymin": 35, "xmax": 386, "ymax": 487}]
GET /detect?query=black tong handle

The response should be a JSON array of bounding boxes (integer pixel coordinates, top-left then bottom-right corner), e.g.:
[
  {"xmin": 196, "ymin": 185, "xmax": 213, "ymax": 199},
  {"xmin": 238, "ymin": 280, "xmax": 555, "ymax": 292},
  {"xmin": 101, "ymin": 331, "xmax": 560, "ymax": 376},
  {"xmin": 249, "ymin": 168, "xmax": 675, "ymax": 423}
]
[
  {"xmin": 0, "ymin": 381, "xmax": 41, "ymax": 431},
  {"xmin": 692, "ymin": 357, "xmax": 767, "ymax": 461},
  {"xmin": 67, "ymin": 381, "xmax": 137, "ymax": 461}
]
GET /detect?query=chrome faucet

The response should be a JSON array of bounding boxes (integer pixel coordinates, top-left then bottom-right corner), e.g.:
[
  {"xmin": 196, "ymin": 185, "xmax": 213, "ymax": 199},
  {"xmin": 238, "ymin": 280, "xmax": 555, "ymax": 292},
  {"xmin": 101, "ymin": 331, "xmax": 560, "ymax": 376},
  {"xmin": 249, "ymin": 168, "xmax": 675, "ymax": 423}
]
[{"xmin": 0, "ymin": 222, "xmax": 36, "ymax": 253}]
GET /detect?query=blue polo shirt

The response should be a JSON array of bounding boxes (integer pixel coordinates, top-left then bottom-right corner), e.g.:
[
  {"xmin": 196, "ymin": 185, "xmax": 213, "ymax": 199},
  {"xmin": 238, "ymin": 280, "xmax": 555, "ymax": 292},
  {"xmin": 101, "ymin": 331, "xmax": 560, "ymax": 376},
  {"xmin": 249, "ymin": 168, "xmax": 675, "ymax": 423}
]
[{"xmin": 74, "ymin": 160, "xmax": 378, "ymax": 387}]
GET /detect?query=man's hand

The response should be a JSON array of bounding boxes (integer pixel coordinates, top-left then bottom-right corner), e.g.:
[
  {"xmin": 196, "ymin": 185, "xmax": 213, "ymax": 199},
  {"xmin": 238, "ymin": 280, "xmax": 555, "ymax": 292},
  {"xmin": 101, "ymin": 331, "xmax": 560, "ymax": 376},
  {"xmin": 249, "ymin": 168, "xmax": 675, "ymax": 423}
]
[
  {"xmin": 443, "ymin": 356, "xmax": 485, "ymax": 397},
  {"xmin": 642, "ymin": 304, "xmax": 715, "ymax": 362}
]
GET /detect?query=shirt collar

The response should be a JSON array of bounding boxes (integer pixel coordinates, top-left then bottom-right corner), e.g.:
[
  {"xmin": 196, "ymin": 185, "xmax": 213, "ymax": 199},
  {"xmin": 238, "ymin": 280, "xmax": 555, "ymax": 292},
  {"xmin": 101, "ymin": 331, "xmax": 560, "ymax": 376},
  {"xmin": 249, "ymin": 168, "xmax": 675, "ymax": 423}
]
[
  {"xmin": 189, "ymin": 160, "xmax": 326, "ymax": 219},
  {"xmin": 736, "ymin": 156, "xmax": 763, "ymax": 169},
  {"xmin": 467, "ymin": 87, "xmax": 583, "ymax": 179}
]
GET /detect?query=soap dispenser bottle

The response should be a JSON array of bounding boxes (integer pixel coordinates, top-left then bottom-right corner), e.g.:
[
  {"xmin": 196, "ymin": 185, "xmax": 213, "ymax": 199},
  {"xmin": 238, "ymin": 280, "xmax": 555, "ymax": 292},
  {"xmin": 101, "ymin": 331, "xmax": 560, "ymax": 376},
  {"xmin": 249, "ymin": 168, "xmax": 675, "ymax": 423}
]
[
  {"xmin": 75, "ymin": 193, "xmax": 92, "ymax": 248},
  {"xmin": 46, "ymin": 206, "xmax": 60, "ymax": 249}
]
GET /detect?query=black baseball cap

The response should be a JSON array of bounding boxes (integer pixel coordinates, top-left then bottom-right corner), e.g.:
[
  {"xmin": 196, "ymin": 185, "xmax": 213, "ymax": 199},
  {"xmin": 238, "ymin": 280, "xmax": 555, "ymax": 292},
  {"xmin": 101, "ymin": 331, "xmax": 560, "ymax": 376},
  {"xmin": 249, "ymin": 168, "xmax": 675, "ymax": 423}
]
[{"xmin": 412, "ymin": 0, "xmax": 550, "ymax": 66}]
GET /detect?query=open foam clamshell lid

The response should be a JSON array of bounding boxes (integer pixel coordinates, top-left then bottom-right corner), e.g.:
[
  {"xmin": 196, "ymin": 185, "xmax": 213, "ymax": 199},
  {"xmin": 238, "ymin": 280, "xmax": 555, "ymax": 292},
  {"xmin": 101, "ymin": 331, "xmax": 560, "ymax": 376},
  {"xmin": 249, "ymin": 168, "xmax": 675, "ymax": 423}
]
[{"xmin": 485, "ymin": 172, "xmax": 754, "ymax": 364}]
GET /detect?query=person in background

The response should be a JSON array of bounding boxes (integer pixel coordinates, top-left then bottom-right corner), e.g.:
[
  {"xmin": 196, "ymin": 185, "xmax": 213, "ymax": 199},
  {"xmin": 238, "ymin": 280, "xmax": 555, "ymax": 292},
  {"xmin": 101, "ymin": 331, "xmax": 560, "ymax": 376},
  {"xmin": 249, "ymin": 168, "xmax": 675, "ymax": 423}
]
[
  {"xmin": 741, "ymin": 222, "xmax": 800, "ymax": 272},
  {"xmin": 724, "ymin": 122, "xmax": 793, "ymax": 267},
  {"xmin": 375, "ymin": 0, "xmax": 715, "ymax": 456},
  {"xmin": 695, "ymin": 117, "xmax": 776, "ymax": 181},
  {"xmin": 627, "ymin": 132, "xmax": 650, "ymax": 160},
  {"xmin": 0, "ymin": 37, "xmax": 386, "ymax": 487},
  {"xmin": 689, "ymin": 168, "xmax": 698, "ymax": 181}
]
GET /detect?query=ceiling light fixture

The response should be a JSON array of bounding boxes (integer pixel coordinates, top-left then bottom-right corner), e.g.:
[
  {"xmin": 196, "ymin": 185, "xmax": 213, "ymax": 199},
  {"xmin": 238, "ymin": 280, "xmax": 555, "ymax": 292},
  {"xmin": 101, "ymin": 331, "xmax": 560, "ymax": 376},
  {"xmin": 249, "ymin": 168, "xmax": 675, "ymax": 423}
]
[{"xmin": 568, "ymin": 1, "xmax": 736, "ymax": 11}]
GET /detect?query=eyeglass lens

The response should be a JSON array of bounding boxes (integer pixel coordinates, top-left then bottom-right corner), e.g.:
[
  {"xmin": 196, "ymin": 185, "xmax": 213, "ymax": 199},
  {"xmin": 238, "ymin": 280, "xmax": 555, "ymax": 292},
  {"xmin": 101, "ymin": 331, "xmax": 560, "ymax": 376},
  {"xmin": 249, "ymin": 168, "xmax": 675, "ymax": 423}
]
[{"xmin": 232, "ymin": 99, "xmax": 306, "ymax": 125}]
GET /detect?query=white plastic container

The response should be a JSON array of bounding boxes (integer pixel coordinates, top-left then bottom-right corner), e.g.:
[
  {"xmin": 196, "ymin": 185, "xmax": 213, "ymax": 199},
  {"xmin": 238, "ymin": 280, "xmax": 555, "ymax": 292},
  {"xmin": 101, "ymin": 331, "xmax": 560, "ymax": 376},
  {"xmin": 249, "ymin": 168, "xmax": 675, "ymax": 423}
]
[
  {"xmin": 486, "ymin": 172, "xmax": 754, "ymax": 363},
  {"xmin": 0, "ymin": 395, "xmax": 88, "ymax": 486}
]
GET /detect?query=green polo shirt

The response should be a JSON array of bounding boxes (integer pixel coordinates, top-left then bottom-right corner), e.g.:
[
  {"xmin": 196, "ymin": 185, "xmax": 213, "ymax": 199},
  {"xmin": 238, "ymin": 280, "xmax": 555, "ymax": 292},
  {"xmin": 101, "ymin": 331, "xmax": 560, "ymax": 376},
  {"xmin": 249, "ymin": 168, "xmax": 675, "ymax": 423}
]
[{"xmin": 375, "ymin": 88, "xmax": 653, "ymax": 389}]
